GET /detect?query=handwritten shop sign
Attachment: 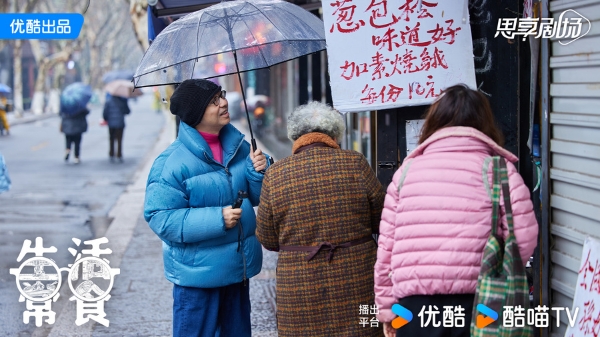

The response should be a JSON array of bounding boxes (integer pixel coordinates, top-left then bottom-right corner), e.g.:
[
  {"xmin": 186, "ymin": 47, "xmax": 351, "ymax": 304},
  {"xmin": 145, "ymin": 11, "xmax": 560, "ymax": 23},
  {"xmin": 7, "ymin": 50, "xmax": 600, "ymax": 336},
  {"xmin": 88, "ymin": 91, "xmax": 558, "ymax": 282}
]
[
  {"xmin": 565, "ymin": 237, "xmax": 600, "ymax": 337},
  {"xmin": 322, "ymin": 0, "xmax": 476, "ymax": 112}
]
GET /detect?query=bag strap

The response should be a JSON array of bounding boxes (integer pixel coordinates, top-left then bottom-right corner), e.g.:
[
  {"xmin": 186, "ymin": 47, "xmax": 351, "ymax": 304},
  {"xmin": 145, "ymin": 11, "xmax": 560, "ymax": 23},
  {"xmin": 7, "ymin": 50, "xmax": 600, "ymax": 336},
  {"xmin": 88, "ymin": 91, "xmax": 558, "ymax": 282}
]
[
  {"xmin": 481, "ymin": 156, "xmax": 494, "ymax": 201},
  {"xmin": 499, "ymin": 157, "xmax": 516, "ymax": 236},
  {"xmin": 491, "ymin": 157, "xmax": 515, "ymax": 237},
  {"xmin": 397, "ymin": 159, "xmax": 413, "ymax": 193},
  {"xmin": 491, "ymin": 157, "xmax": 501, "ymax": 236}
]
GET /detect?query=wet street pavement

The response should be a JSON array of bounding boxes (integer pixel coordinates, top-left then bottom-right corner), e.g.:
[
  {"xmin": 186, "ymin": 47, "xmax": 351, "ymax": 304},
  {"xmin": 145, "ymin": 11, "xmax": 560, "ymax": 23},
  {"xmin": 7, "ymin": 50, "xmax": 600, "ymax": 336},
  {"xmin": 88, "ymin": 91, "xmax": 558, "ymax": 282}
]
[{"xmin": 0, "ymin": 97, "xmax": 280, "ymax": 336}]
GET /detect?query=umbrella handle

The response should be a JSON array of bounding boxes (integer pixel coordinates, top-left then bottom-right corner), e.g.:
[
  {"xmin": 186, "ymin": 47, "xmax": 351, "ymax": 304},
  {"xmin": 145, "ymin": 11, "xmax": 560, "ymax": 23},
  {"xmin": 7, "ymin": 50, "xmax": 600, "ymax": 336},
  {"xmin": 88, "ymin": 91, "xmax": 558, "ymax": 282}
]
[{"xmin": 233, "ymin": 50, "xmax": 257, "ymax": 152}]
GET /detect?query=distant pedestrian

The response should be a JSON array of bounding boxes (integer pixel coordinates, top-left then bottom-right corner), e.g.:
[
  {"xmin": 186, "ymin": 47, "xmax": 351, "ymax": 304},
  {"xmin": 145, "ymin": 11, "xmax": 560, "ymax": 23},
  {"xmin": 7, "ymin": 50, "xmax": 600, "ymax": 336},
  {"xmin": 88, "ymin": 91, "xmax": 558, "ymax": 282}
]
[
  {"xmin": 0, "ymin": 93, "xmax": 10, "ymax": 135},
  {"xmin": 144, "ymin": 79, "xmax": 270, "ymax": 337},
  {"xmin": 0, "ymin": 152, "xmax": 11, "ymax": 193},
  {"xmin": 60, "ymin": 106, "xmax": 89, "ymax": 164},
  {"xmin": 374, "ymin": 84, "xmax": 539, "ymax": 337},
  {"xmin": 256, "ymin": 101, "xmax": 386, "ymax": 337},
  {"xmin": 102, "ymin": 94, "xmax": 131, "ymax": 163}
]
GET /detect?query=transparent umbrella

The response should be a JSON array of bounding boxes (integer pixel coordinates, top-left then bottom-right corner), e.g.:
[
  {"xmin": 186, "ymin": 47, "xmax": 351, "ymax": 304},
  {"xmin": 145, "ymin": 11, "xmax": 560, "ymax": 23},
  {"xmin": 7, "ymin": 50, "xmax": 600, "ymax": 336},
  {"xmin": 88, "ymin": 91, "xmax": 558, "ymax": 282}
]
[{"xmin": 133, "ymin": 0, "xmax": 326, "ymax": 150}]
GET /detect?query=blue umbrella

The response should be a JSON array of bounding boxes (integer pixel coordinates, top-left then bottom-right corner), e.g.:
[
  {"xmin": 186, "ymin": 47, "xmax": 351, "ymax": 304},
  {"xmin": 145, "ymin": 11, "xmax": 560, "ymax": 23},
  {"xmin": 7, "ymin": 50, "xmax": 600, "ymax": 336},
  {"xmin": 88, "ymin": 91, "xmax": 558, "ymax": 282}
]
[
  {"xmin": 0, "ymin": 83, "xmax": 11, "ymax": 94},
  {"xmin": 60, "ymin": 82, "xmax": 92, "ymax": 115}
]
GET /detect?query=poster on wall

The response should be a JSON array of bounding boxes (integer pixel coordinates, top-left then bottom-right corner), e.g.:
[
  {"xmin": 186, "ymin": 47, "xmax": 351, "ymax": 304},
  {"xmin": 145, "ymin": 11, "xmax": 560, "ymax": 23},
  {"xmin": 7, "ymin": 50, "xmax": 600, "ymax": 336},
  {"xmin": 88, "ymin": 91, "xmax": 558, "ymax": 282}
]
[
  {"xmin": 565, "ymin": 236, "xmax": 600, "ymax": 337},
  {"xmin": 322, "ymin": 0, "xmax": 477, "ymax": 113},
  {"xmin": 406, "ymin": 119, "xmax": 425, "ymax": 155}
]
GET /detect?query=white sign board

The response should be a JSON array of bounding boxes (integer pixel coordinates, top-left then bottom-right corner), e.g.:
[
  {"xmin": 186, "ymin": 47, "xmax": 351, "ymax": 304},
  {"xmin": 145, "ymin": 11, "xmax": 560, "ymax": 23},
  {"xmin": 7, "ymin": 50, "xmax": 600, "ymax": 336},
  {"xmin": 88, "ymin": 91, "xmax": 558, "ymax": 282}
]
[
  {"xmin": 322, "ymin": 0, "xmax": 477, "ymax": 113},
  {"xmin": 565, "ymin": 237, "xmax": 600, "ymax": 337}
]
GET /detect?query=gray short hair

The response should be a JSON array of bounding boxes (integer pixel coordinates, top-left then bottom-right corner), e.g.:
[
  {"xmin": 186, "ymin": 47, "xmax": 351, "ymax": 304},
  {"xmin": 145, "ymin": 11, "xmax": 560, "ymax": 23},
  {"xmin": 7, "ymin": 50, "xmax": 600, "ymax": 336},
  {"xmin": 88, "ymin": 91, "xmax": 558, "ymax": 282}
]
[{"xmin": 287, "ymin": 101, "xmax": 346, "ymax": 141}]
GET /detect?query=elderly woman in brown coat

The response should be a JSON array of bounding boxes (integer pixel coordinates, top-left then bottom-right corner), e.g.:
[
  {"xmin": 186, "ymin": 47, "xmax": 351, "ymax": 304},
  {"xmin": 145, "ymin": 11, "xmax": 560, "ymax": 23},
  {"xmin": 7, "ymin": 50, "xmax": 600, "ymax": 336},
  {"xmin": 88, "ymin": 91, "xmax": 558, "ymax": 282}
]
[{"xmin": 256, "ymin": 101, "xmax": 385, "ymax": 337}]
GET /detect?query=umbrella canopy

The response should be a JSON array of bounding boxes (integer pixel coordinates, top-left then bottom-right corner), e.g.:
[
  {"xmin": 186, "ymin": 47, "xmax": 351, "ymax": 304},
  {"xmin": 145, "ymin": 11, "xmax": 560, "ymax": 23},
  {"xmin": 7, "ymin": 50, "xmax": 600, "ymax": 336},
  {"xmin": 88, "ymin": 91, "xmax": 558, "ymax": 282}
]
[
  {"xmin": 105, "ymin": 80, "xmax": 143, "ymax": 98},
  {"xmin": 102, "ymin": 70, "xmax": 134, "ymax": 84},
  {"xmin": 134, "ymin": 0, "xmax": 325, "ymax": 87},
  {"xmin": 0, "ymin": 83, "xmax": 11, "ymax": 94},
  {"xmin": 133, "ymin": 0, "xmax": 326, "ymax": 150},
  {"xmin": 60, "ymin": 82, "xmax": 92, "ymax": 115}
]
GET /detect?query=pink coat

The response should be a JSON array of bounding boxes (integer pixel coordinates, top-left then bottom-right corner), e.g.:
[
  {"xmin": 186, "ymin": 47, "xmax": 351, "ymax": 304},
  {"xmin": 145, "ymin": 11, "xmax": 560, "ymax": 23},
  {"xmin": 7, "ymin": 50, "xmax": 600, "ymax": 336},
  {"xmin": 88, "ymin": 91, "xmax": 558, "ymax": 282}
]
[{"xmin": 374, "ymin": 126, "xmax": 538, "ymax": 322}]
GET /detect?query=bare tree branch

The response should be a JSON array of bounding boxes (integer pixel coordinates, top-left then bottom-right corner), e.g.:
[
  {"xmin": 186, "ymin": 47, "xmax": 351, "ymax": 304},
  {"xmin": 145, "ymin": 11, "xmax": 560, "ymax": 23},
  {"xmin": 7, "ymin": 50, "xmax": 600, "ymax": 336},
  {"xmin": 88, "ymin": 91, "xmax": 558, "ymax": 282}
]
[{"xmin": 129, "ymin": 0, "xmax": 149, "ymax": 51}]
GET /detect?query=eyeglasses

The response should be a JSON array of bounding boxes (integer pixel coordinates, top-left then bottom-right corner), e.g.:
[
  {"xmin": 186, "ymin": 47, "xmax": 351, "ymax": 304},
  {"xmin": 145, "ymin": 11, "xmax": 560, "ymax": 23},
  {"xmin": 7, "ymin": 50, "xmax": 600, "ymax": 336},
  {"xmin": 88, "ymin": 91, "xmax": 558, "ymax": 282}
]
[{"xmin": 211, "ymin": 90, "xmax": 227, "ymax": 106}]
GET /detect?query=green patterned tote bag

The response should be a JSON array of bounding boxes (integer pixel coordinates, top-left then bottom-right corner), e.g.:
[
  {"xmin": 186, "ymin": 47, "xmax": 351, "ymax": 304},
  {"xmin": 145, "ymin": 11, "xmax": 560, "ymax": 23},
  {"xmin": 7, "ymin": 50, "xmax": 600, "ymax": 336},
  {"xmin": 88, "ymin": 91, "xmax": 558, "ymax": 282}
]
[{"xmin": 470, "ymin": 157, "xmax": 533, "ymax": 337}]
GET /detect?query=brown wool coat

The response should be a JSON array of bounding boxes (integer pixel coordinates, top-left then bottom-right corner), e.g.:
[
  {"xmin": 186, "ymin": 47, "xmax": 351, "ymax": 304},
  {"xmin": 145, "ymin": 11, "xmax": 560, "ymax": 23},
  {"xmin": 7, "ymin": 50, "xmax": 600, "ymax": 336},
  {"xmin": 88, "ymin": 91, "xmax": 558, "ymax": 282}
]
[{"xmin": 256, "ymin": 132, "xmax": 386, "ymax": 337}]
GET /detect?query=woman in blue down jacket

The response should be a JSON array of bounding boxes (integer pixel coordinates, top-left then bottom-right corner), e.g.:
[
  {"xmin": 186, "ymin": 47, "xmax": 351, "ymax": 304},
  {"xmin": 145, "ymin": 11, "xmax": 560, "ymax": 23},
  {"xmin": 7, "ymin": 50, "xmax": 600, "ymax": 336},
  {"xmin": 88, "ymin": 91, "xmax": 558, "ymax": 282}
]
[{"xmin": 144, "ymin": 79, "xmax": 270, "ymax": 337}]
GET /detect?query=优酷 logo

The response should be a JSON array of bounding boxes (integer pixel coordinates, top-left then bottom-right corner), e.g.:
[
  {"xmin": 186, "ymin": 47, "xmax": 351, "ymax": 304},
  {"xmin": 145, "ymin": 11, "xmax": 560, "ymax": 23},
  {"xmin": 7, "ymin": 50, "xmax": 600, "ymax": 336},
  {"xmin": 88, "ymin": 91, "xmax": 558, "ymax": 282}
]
[{"xmin": 391, "ymin": 304, "xmax": 413, "ymax": 329}]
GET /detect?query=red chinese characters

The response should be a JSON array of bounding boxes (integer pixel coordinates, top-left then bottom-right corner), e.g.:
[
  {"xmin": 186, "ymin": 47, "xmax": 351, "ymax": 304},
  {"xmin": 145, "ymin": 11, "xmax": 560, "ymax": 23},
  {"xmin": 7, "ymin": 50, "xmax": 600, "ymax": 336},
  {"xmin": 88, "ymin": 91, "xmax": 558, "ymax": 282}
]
[
  {"xmin": 337, "ymin": 47, "xmax": 447, "ymax": 81},
  {"xmin": 577, "ymin": 300, "xmax": 600, "ymax": 336},
  {"xmin": 329, "ymin": 0, "xmax": 365, "ymax": 33},
  {"xmin": 427, "ymin": 20, "xmax": 462, "ymax": 45},
  {"xmin": 360, "ymin": 76, "xmax": 441, "ymax": 104},
  {"xmin": 579, "ymin": 249, "xmax": 600, "ymax": 294},
  {"xmin": 398, "ymin": 0, "xmax": 438, "ymax": 22},
  {"xmin": 328, "ymin": 0, "xmax": 460, "ymax": 105},
  {"xmin": 340, "ymin": 60, "xmax": 369, "ymax": 80},
  {"xmin": 367, "ymin": 0, "xmax": 399, "ymax": 29},
  {"xmin": 372, "ymin": 27, "xmax": 401, "ymax": 52}
]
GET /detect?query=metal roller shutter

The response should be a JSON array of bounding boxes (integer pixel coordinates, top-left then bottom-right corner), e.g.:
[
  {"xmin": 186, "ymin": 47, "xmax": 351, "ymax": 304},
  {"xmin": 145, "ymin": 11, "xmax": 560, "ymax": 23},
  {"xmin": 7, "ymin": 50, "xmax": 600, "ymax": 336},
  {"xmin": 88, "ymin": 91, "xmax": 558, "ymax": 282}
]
[{"xmin": 549, "ymin": 1, "xmax": 600, "ymax": 336}]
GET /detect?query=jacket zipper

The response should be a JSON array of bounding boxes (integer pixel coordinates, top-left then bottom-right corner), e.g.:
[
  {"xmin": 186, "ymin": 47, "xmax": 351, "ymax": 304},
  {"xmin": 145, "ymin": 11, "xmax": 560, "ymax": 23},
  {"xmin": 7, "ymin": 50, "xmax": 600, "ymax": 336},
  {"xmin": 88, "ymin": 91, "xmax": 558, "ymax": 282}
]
[
  {"xmin": 203, "ymin": 137, "xmax": 248, "ymax": 284},
  {"xmin": 242, "ymin": 225, "xmax": 247, "ymax": 286},
  {"xmin": 231, "ymin": 138, "xmax": 247, "ymax": 284}
]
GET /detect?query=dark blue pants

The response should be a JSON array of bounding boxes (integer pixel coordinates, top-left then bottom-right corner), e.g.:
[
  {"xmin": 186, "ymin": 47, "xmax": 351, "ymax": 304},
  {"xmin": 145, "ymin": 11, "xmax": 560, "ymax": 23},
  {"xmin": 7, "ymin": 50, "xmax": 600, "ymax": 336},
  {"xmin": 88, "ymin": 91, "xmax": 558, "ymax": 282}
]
[
  {"xmin": 108, "ymin": 128, "xmax": 124, "ymax": 158},
  {"xmin": 172, "ymin": 281, "xmax": 251, "ymax": 337},
  {"xmin": 65, "ymin": 134, "xmax": 82, "ymax": 158}
]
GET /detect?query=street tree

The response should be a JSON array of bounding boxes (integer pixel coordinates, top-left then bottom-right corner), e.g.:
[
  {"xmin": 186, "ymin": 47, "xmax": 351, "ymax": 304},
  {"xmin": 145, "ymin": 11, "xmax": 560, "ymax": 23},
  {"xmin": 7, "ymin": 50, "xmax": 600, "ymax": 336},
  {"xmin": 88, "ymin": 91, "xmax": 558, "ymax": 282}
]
[
  {"xmin": 126, "ymin": 0, "xmax": 149, "ymax": 51},
  {"xmin": 83, "ymin": 0, "xmax": 131, "ymax": 89},
  {"xmin": 8, "ymin": 0, "xmax": 39, "ymax": 117},
  {"xmin": 29, "ymin": 0, "xmax": 140, "ymax": 114},
  {"xmin": 29, "ymin": 0, "xmax": 88, "ymax": 114}
]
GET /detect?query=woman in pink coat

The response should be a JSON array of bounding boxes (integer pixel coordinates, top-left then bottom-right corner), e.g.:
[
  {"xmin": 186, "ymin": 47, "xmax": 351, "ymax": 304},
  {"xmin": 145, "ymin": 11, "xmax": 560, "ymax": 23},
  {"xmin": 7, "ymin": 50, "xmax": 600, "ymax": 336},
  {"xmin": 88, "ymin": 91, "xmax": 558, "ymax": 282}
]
[{"xmin": 374, "ymin": 85, "xmax": 538, "ymax": 337}]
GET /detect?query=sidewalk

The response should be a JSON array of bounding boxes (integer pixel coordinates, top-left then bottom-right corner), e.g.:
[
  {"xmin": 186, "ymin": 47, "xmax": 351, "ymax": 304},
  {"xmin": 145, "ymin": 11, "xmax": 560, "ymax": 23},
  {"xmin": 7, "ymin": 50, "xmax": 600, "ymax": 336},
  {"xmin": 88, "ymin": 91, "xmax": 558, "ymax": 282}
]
[
  {"xmin": 46, "ymin": 112, "xmax": 279, "ymax": 337},
  {"xmin": 5, "ymin": 110, "xmax": 60, "ymax": 126}
]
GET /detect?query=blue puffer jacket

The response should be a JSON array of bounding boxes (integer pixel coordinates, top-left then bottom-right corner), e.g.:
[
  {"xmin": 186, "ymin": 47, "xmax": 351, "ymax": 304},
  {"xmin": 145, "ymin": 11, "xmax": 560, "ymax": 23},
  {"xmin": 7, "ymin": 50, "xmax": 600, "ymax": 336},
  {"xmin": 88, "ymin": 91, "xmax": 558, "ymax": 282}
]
[
  {"xmin": 60, "ymin": 109, "xmax": 89, "ymax": 135},
  {"xmin": 144, "ymin": 121, "xmax": 268, "ymax": 288}
]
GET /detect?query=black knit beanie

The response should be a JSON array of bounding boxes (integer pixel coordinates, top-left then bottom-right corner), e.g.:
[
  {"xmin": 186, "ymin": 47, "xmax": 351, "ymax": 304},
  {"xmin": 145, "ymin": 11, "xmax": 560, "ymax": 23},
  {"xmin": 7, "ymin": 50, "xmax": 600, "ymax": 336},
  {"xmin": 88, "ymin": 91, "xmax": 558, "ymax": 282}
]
[{"xmin": 170, "ymin": 79, "xmax": 222, "ymax": 127}]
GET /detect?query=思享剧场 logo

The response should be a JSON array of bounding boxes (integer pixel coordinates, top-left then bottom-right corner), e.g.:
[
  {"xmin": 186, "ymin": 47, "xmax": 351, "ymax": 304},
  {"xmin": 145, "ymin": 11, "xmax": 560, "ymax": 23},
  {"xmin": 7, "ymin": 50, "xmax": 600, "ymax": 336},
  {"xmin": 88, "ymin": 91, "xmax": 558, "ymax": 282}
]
[
  {"xmin": 495, "ymin": 9, "xmax": 591, "ymax": 46},
  {"xmin": 9, "ymin": 237, "xmax": 120, "ymax": 327}
]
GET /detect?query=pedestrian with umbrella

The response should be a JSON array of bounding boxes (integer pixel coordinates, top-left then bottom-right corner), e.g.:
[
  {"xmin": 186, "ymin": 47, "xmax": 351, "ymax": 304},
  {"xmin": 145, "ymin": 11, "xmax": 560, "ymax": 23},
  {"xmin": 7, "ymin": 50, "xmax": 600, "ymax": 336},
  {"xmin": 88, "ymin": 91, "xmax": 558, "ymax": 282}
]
[
  {"xmin": 0, "ymin": 84, "xmax": 12, "ymax": 135},
  {"xmin": 60, "ymin": 82, "xmax": 92, "ymax": 164},
  {"xmin": 136, "ymin": 2, "xmax": 325, "ymax": 335},
  {"xmin": 102, "ymin": 80, "xmax": 141, "ymax": 163},
  {"xmin": 102, "ymin": 70, "xmax": 134, "ymax": 84},
  {"xmin": 144, "ymin": 79, "xmax": 271, "ymax": 337}
]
